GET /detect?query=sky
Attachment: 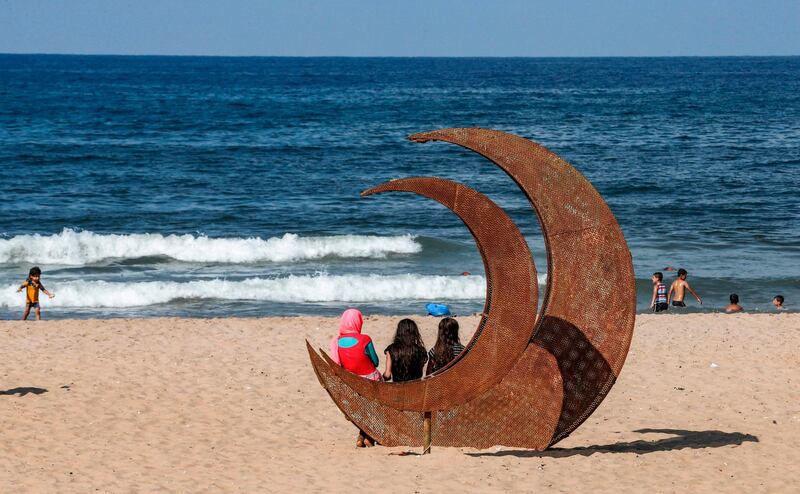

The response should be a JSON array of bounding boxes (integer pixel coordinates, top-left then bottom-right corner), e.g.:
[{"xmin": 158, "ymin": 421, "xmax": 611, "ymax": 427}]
[{"xmin": 1, "ymin": 0, "xmax": 799, "ymax": 57}]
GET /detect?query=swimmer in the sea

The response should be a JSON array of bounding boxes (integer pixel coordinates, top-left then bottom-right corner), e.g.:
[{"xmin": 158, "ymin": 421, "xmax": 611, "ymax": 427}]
[{"xmin": 724, "ymin": 293, "xmax": 743, "ymax": 313}]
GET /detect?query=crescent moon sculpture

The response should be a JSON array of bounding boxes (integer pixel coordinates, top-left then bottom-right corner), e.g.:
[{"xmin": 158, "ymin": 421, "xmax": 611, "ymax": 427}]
[{"xmin": 307, "ymin": 128, "xmax": 636, "ymax": 450}]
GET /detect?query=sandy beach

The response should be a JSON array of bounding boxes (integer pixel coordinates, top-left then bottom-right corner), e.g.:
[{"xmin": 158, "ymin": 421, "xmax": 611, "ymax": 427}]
[{"xmin": 1, "ymin": 313, "xmax": 798, "ymax": 492}]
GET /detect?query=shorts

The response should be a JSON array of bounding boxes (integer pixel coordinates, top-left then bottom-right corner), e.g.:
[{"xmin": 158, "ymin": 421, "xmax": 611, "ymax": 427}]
[
  {"xmin": 654, "ymin": 302, "xmax": 669, "ymax": 312},
  {"xmin": 26, "ymin": 302, "xmax": 40, "ymax": 309},
  {"xmin": 672, "ymin": 300, "xmax": 686, "ymax": 307}
]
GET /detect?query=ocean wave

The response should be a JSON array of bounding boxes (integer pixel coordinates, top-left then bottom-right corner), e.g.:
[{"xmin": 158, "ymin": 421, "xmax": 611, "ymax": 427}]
[
  {"xmin": 0, "ymin": 229, "xmax": 421, "ymax": 265},
  {"xmin": 0, "ymin": 273, "xmax": 488, "ymax": 308}
]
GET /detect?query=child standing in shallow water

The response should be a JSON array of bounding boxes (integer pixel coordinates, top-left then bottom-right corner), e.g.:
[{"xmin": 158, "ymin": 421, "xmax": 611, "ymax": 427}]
[
  {"xmin": 17, "ymin": 266, "xmax": 55, "ymax": 320},
  {"xmin": 650, "ymin": 272, "xmax": 669, "ymax": 313},
  {"xmin": 668, "ymin": 268, "xmax": 702, "ymax": 308}
]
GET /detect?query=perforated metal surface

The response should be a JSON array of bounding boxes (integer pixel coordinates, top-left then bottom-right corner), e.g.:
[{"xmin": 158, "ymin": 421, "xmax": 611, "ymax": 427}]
[
  {"xmin": 307, "ymin": 128, "xmax": 636, "ymax": 450},
  {"xmin": 431, "ymin": 343, "xmax": 562, "ymax": 449},
  {"xmin": 323, "ymin": 177, "xmax": 537, "ymax": 412},
  {"xmin": 308, "ymin": 341, "xmax": 424, "ymax": 447}
]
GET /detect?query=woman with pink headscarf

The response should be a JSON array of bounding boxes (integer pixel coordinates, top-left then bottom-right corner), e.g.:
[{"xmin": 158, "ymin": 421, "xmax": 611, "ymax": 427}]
[{"xmin": 330, "ymin": 308, "xmax": 381, "ymax": 446}]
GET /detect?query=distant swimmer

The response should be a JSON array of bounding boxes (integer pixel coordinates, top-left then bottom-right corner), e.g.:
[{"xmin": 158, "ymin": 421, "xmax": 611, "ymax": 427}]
[
  {"xmin": 663, "ymin": 266, "xmax": 676, "ymax": 272},
  {"xmin": 461, "ymin": 271, "xmax": 471, "ymax": 276},
  {"xmin": 725, "ymin": 293, "xmax": 743, "ymax": 313},
  {"xmin": 668, "ymin": 268, "xmax": 702, "ymax": 307},
  {"xmin": 649, "ymin": 271, "xmax": 669, "ymax": 313},
  {"xmin": 772, "ymin": 295, "xmax": 786, "ymax": 311}
]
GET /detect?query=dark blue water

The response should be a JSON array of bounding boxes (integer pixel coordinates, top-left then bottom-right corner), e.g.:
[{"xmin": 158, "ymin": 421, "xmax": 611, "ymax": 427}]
[{"xmin": 1, "ymin": 55, "xmax": 798, "ymax": 318}]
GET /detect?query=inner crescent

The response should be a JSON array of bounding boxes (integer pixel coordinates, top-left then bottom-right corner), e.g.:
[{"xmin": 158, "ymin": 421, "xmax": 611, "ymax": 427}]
[{"xmin": 318, "ymin": 176, "xmax": 538, "ymax": 412}]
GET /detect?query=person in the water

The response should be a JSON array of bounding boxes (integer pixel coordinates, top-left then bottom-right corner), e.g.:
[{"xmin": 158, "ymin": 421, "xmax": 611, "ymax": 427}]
[
  {"xmin": 668, "ymin": 268, "xmax": 702, "ymax": 308},
  {"xmin": 650, "ymin": 271, "xmax": 669, "ymax": 313},
  {"xmin": 17, "ymin": 266, "xmax": 55, "ymax": 321},
  {"xmin": 725, "ymin": 293, "xmax": 744, "ymax": 313}
]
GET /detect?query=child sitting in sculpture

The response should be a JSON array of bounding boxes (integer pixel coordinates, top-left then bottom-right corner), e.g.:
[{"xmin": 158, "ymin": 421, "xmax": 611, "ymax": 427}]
[
  {"xmin": 382, "ymin": 318, "xmax": 427, "ymax": 382},
  {"xmin": 426, "ymin": 317, "xmax": 465, "ymax": 375},
  {"xmin": 725, "ymin": 293, "xmax": 744, "ymax": 313},
  {"xmin": 329, "ymin": 308, "xmax": 381, "ymax": 447},
  {"xmin": 330, "ymin": 308, "xmax": 381, "ymax": 380}
]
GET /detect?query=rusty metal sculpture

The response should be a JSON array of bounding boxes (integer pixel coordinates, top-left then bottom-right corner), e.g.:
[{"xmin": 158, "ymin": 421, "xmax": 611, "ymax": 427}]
[{"xmin": 307, "ymin": 128, "xmax": 636, "ymax": 450}]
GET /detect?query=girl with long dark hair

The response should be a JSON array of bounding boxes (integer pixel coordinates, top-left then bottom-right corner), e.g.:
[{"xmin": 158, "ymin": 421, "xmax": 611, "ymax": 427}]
[
  {"xmin": 382, "ymin": 318, "xmax": 427, "ymax": 382},
  {"xmin": 425, "ymin": 317, "xmax": 464, "ymax": 375}
]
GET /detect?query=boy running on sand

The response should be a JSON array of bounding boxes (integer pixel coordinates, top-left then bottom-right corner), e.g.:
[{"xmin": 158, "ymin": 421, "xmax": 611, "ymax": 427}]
[
  {"xmin": 668, "ymin": 268, "xmax": 702, "ymax": 307},
  {"xmin": 16, "ymin": 266, "xmax": 55, "ymax": 320},
  {"xmin": 650, "ymin": 271, "xmax": 669, "ymax": 312}
]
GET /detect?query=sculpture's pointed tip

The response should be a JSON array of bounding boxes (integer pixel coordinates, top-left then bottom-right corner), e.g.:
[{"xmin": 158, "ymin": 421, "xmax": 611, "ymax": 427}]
[{"xmin": 408, "ymin": 134, "xmax": 431, "ymax": 143}]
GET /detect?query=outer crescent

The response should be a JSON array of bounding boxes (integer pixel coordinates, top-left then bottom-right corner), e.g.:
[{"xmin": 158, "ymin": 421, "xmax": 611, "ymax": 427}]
[
  {"xmin": 409, "ymin": 128, "xmax": 636, "ymax": 445},
  {"xmin": 313, "ymin": 176, "xmax": 538, "ymax": 412}
]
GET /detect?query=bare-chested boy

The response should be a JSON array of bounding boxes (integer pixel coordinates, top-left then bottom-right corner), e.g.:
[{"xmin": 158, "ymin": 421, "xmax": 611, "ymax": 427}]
[
  {"xmin": 668, "ymin": 268, "xmax": 702, "ymax": 307},
  {"xmin": 725, "ymin": 293, "xmax": 743, "ymax": 313}
]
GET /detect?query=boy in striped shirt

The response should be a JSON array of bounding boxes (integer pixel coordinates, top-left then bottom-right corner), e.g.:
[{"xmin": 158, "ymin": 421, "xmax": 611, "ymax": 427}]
[{"xmin": 650, "ymin": 271, "xmax": 669, "ymax": 312}]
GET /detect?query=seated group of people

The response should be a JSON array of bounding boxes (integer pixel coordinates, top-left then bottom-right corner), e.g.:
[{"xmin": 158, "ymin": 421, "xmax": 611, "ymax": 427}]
[{"xmin": 329, "ymin": 308, "xmax": 465, "ymax": 447}]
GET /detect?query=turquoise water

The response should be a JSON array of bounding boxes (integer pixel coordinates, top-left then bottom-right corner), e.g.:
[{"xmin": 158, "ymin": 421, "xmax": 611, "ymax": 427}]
[{"xmin": 1, "ymin": 55, "xmax": 798, "ymax": 317}]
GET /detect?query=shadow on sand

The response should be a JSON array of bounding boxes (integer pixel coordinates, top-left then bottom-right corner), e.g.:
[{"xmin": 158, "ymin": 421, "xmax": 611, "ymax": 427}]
[
  {"xmin": 466, "ymin": 428, "xmax": 759, "ymax": 458},
  {"xmin": 0, "ymin": 387, "xmax": 48, "ymax": 397}
]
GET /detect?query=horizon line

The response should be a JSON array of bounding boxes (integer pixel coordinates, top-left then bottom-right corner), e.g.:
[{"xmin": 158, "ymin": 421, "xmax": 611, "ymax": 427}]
[{"xmin": 2, "ymin": 52, "xmax": 799, "ymax": 59}]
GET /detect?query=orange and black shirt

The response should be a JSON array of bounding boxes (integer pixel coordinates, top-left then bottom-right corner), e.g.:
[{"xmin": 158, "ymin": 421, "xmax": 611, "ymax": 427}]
[{"xmin": 20, "ymin": 278, "xmax": 46, "ymax": 304}]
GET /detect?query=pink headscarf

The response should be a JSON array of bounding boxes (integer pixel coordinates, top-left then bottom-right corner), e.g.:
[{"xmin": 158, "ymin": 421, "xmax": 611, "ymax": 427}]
[{"xmin": 329, "ymin": 308, "xmax": 364, "ymax": 365}]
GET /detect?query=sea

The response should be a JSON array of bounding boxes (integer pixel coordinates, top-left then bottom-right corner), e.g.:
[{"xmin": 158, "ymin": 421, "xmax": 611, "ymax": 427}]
[{"xmin": 1, "ymin": 55, "xmax": 798, "ymax": 319}]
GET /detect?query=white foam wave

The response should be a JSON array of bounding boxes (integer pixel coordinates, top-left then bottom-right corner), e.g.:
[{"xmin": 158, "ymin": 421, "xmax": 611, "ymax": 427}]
[
  {"xmin": 0, "ymin": 274, "xmax": 489, "ymax": 308},
  {"xmin": 0, "ymin": 229, "xmax": 421, "ymax": 265}
]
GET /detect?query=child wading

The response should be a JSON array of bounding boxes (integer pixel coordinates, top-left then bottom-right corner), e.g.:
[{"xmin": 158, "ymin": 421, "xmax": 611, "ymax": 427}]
[
  {"xmin": 650, "ymin": 272, "xmax": 669, "ymax": 313},
  {"xmin": 17, "ymin": 266, "xmax": 55, "ymax": 320},
  {"xmin": 668, "ymin": 268, "xmax": 702, "ymax": 308}
]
